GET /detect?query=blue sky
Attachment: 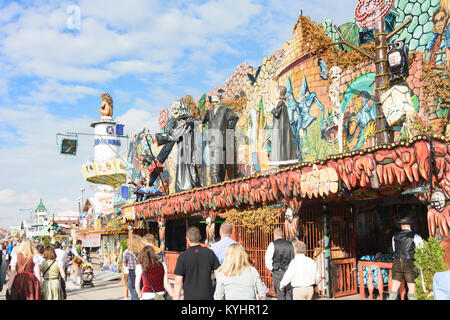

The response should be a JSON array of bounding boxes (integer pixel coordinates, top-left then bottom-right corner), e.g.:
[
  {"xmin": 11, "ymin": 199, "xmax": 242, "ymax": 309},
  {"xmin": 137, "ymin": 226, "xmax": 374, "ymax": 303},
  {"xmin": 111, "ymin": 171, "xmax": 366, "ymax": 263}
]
[{"xmin": 0, "ymin": 0, "xmax": 356, "ymax": 228}]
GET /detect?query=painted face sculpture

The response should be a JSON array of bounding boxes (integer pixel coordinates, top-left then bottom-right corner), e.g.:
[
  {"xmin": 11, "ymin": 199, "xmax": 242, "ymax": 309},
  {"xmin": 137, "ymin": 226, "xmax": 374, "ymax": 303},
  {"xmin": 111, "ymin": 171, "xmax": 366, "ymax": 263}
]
[
  {"xmin": 431, "ymin": 190, "xmax": 446, "ymax": 212},
  {"xmin": 171, "ymin": 100, "xmax": 187, "ymax": 118},
  {"xmin": 285, "ymin": 207, "xmax": 294, "ymax": 222},
  {"xmin": 210, "ymin": 94, "xmax": 222, "ymax": 109}
]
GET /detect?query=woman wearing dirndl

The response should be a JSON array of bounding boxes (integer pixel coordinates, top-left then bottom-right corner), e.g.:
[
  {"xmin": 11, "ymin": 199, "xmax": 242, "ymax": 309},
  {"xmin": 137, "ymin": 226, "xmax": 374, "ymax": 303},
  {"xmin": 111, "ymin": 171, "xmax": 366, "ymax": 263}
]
[
  {"xmin": 7, "ymin": 239, "xmax": 42, "ymax": 300},
  {"xmin": 42, "ymin": 246, "xmax": 66, "ymax": 300}
]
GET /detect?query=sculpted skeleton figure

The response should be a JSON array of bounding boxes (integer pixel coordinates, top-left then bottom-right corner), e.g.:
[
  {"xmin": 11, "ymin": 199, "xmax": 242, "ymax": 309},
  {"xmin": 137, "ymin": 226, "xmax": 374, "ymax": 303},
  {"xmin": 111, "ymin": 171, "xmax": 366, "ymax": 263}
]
[{"xmin": 328, "ymin": 66, "xmax": 343, "ymax": 153}]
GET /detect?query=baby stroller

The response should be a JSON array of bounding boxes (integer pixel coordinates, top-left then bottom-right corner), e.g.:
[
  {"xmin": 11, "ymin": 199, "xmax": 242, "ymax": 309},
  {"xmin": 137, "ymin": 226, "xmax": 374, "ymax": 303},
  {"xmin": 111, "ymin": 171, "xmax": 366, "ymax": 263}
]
[{"xmin": 80, "ymin": 262, "xmax": 95, "ymax": 288}]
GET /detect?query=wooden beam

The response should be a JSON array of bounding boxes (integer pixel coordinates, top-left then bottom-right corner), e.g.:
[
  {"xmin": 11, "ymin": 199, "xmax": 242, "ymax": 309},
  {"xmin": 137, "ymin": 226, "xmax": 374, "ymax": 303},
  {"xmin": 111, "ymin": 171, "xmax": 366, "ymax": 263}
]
[
  {"xmin": 332, "ymin": 26, "xmax": 376, "ymax": 61},
  {"xmin": 386, "ymin": 18, "xmax": 412, "ymax": 41}
]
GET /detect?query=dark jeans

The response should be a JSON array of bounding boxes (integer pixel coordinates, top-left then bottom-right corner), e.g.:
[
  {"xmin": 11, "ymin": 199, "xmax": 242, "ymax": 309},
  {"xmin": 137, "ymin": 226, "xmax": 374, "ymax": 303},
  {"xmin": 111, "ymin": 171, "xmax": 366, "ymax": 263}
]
[
  {"xmin": 272, "ymin": 269, "xmax": 293, "ymax": 300},
  {"xmin": 127, "ymin": 269, "xmax": 139, "ymax": 300}
]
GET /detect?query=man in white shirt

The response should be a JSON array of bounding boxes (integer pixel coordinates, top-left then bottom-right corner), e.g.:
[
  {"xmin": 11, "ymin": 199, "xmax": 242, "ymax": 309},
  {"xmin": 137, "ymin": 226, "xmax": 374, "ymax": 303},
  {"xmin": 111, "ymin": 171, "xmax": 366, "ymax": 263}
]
[
  {"xmin": 54, "ymin": 242, "xmax": 67, "ymax": 268},
  {"xmin": 279, "ymin": 240, "xmax": 320, "ymax": 300},
  {"xmin": 264, "ymin": 228, "xmax": 295, "ymax": 300}
]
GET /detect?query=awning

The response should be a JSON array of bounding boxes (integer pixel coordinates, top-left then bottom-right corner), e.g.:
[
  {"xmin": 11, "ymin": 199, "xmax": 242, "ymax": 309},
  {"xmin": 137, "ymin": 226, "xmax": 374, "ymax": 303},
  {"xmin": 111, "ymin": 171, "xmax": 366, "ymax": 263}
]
[{"xmin": 122, "ymin": 135, "xmax": 447, "ymax": 220}]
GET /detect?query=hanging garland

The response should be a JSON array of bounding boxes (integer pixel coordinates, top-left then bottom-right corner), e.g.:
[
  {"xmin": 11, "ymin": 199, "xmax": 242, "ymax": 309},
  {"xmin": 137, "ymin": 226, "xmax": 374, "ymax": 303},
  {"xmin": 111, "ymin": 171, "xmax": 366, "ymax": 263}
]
[{"xmin": 218, "ymin": 207, "xmax": 282, "ymax": 233}]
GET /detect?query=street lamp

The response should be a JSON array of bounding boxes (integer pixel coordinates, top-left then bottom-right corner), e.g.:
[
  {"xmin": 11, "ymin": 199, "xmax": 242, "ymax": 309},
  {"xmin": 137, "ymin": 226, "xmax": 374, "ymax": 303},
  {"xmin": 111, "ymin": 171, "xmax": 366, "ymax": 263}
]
[{"xmin": 80, "ymin": 188, "xmax": 85, "ymax": 209}]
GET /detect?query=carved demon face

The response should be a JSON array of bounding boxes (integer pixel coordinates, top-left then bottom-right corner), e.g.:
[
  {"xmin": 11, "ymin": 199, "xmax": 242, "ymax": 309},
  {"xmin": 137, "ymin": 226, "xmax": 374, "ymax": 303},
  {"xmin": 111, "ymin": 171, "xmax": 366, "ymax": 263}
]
[{"xmin": 285, "ymin": 207, "xmax": 294, "ymax": 222}]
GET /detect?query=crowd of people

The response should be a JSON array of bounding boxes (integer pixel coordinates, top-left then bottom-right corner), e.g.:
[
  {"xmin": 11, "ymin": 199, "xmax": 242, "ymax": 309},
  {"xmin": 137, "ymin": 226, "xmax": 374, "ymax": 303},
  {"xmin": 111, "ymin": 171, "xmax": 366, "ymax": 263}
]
[
  {"xmin": 1, "ymin": 219, "xmax": 449, "ymax": 301},
  {"xmin": 119, "ymin": 223, "xmax": 322, "ymax": 301},
  {"xmin": 121, "ymin": 220, "xmax": 450, "ymax": 301},
  {"xmin": 0, "ymin": 238, "xmax": 88, "ymax": 300}
]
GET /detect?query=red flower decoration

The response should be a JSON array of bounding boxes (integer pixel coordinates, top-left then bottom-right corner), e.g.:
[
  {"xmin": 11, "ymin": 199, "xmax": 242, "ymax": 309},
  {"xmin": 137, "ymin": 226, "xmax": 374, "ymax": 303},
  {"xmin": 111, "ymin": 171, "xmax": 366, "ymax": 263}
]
[{"xmin": 159, "ymin": 108, "xmax": 170, "ymax": 129}]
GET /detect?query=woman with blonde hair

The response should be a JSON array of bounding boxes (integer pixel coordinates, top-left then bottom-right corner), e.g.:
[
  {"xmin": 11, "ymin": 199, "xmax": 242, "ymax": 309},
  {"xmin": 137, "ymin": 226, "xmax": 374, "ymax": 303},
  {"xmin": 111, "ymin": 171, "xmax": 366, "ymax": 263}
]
[
  {"xmin": 123, "ymin": 234, "xmax": 145, "ymax": 300},
  {"xmin": 214, "ymin": 243, "xmax": 267, "ymax": 300},
  {"xmin": 6, "ymin": 239, "xmax": 42, "ymax": 300}
]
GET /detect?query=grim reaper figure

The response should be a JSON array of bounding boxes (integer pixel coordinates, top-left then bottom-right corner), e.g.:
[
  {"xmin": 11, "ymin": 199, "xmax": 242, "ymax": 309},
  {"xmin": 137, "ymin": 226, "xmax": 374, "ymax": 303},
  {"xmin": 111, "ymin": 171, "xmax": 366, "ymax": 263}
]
[
  {"xmin": 269, "ymin": 85, "xmax": 298, "ymax": 166},
  {"xmin": 150, "ymin": 100, "xmax": 202, "ymax": 193}
]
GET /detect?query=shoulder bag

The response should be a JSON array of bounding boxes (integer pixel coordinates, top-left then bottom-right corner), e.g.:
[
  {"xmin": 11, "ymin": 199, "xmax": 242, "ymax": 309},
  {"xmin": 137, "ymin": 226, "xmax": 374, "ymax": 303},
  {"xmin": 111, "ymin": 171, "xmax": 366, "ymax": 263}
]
[
  {"xmin": 42, "ymin": 260, "xmax": 56, "ymax": 278},
  {"xmin": 43, "ymin": 260, "xmax": 66, "ymax": 299},
  {"xmin": 142, "ymin": 270, "xmax": 165, "ymax": 300}
]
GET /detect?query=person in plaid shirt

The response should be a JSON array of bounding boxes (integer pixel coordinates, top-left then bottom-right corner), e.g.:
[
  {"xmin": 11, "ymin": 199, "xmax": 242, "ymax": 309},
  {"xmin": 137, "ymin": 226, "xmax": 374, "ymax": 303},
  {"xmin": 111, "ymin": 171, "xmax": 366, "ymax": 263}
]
[
  {"xmin": 123, "ymin": 235, "xmax": 144, "ymax": 300},
  {"xmin": 210, "ymin": 223, "xmax": 236, "ymax": 265}
]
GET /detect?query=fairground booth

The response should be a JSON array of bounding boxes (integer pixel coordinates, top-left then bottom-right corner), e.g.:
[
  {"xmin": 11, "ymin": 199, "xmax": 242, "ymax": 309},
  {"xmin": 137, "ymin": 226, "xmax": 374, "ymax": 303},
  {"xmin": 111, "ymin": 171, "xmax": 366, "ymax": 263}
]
[{"xmin": 121, "ymin": 0, "xmax": 450, "ymax": 299}]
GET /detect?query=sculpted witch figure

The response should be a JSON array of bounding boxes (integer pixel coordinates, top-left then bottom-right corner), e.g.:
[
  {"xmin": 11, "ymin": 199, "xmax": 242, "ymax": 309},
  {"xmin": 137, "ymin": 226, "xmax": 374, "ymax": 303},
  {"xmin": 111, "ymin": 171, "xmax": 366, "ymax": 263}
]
[{"xmin": 269, "ymin": 85, "xmax": 298, "ymax": 166}]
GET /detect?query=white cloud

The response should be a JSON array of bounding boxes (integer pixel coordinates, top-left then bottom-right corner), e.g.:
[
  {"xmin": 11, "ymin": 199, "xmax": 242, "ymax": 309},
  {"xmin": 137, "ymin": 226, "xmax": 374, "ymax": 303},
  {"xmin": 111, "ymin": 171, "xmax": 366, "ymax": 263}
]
[
  {"xmin": 0, "ymin": 0, "xmax": 266, "ymax": 85},
  {"xmin": 116, "ymin": 107, "xmax": 160, "ymax": 137},
  {"xmin": 22, "ymin": 80, "xmax": 100, "ymax": 104},
  {"xmin": 107, "ymin": 60, "xmax": 172, "ymax": 75},
  {"xmin": 0, "ymin": 189, "xmax": 16, "ymax": 204},
  {"xmin": 0, "ymin": 104, "xmax": 93, "ymax": 228}
]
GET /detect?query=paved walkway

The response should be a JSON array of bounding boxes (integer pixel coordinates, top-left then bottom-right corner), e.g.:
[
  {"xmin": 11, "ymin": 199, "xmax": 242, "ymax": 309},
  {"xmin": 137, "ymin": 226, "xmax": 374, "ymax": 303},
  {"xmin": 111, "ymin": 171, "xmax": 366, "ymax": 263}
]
[
  {"xmin": 1, "ymin": 270, "xmax": 360, "ymax": 300},
  {"xmin": 0, "ymin": 270, "xmax": 127, "ymax": 301}
]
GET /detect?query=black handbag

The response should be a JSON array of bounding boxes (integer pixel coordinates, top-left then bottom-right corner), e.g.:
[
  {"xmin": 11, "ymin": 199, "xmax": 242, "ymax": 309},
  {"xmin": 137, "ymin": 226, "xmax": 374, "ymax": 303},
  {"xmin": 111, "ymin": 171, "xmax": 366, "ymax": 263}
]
[
  {"xmin": 6, "ymin": 287, "xmax": 20, "ymax": 300},
  {"xmin": 59, "ymin": 273, "xmax": 67, "ymax": 299}
]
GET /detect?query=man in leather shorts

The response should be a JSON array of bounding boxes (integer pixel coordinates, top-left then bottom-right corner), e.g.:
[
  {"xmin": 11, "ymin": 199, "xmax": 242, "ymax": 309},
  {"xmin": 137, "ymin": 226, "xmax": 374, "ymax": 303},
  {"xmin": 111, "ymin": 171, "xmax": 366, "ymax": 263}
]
[{"xmin": 388, "ymin": 217, "xmax": 424, "ymax": 300}]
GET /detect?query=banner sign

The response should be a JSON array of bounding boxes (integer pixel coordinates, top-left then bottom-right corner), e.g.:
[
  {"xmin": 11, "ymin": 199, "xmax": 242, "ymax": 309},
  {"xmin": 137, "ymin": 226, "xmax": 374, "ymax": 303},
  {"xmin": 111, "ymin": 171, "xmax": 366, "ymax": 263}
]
[{"xmin": 78, "ymin": 233, "xmax": 101, "ymax": 247}]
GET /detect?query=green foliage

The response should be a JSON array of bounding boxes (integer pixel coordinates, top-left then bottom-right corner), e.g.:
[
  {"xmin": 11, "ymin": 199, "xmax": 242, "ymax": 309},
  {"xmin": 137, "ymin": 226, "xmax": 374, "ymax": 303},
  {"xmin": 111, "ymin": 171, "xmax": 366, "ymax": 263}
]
[
  {"xmin": 42, "ymin": 237, "xmax": 50, "ymax": 247},
  {"xmin": 338, "ymin": 22, "xmax": 360, "ymax": 52},
  {"xmin": 414, "ymin": 237, "xmax": 447, "ymax": 300},
  {"xmin": 117, "ymin": 239, "xmax": 128, "ymax": 272}
]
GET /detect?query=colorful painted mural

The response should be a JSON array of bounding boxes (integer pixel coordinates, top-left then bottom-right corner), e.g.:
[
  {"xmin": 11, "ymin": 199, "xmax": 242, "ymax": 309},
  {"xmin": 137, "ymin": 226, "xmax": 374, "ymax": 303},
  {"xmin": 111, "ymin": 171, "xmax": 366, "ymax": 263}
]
[
  {"xmin": 341, "ymin": 73, "xmax": 377, "ymax": 151},
  {"xmin": 124, "ymin": 0, "xmax": 449, "ymax": 205}
]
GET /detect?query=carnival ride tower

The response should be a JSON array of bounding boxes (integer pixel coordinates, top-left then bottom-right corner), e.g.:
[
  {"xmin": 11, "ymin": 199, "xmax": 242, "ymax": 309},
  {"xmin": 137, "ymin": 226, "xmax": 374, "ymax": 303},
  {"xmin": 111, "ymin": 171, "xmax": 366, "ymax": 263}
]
[{"xmin": 81, "ymin": 94, "xmax": 126, "ymax": 223}]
